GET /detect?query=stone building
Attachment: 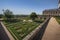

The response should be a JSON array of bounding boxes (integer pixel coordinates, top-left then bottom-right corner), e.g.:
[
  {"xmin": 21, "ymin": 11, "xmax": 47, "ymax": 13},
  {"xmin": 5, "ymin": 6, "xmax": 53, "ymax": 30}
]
[{"xmin": 43, "ymin": 0, "xmax": 60, "ymax": 16}]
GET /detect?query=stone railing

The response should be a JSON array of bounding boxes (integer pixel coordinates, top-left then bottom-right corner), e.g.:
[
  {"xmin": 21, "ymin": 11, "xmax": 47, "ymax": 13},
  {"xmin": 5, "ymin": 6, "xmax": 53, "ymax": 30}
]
[{"xmin": 23, "ymin": 17, "xmax": 50, "ymax": 40}]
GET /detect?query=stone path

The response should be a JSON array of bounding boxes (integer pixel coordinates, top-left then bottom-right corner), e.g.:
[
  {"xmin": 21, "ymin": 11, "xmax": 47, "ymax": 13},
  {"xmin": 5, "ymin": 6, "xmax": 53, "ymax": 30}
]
[{"xmin": 42, "ymin": 17, "xmax": 60, "ymax": 40}]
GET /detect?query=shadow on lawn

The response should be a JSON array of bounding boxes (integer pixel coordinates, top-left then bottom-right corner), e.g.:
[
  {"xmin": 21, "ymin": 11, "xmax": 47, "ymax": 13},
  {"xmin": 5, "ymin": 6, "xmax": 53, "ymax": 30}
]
[{"xmin": 34, "ymin": 20, "xmax": 43, "ymax": 23}]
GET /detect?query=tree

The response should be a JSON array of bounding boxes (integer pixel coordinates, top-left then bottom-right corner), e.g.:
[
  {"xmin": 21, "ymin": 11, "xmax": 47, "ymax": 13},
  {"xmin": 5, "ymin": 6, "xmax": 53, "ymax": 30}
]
[
  {"xmin": 30, "ymin": 12, "xmax": 37, "ymax": 20},
  {"xmin": 0, "ymin": 14, "xmax": 3, "ymax": 18},
  {"xmin": 3, "ymin": 9, "xmax": 14, "ymax": 20}
]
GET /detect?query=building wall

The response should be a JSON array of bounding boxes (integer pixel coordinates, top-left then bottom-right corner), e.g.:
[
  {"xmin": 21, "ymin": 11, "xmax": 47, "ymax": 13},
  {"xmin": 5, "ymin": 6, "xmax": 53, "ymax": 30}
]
[{"xmin": 43, "ymin": 9, "xmax": 60, "ymax": 16}]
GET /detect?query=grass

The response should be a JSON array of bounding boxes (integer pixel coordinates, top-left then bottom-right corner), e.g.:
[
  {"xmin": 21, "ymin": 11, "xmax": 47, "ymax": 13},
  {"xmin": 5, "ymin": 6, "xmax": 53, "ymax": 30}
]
[
  {"xmin": 3, "ymin": 17, "xmax": 45, "ymax": 40},
  {"xmin": 55, "ymin": 16, "xmax": 60, "ymax": 24}
]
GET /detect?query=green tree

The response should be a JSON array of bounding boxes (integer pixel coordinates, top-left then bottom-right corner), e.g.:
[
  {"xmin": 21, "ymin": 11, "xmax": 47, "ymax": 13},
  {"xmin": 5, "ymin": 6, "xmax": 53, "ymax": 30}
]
[
  {"xmin": 0, "ymin": 14, "xmax": 3, "ymax": 18},
  {"xmin": 30, "ymin": 12, "xmax": 37, "ymax": 20},
  {"xmin": 3, "ymin": 9, "xmax": 14, "ymax": 20}
]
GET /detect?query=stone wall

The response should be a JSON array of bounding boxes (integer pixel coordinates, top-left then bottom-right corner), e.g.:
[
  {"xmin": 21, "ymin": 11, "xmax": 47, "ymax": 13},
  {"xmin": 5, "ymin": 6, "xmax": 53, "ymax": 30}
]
[
  {"xmin": 0, "ymin": 22, "xmax": 10, "ymax": 40},
  {"xmin": 0, "ymin": 22, "xmax": 14, "ymax": 40}
]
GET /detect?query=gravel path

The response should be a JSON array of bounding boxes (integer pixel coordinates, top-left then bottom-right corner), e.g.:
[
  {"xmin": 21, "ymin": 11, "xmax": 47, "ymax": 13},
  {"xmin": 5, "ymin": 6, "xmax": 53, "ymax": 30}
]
[{"xmin": 42, "ymin": 17, "xmax": 60, "ymax": 40}]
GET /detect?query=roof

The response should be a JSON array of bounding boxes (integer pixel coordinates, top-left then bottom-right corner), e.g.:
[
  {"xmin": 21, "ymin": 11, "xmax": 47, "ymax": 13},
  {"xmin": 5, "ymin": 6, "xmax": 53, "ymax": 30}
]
[{"xmin": 43, "ymin": 8, "xmax": 60, "ymax": 12}]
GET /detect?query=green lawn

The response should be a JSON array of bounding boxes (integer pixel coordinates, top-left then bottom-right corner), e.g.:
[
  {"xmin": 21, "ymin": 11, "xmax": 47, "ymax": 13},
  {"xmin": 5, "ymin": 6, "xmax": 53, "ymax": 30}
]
[
  {"xmin": 3, "ymin": 18, "xmax": 45, "ymax": 40},
  {"xmin": 55, "ymin": 16, "xmax": 60, "ymax": 24}
]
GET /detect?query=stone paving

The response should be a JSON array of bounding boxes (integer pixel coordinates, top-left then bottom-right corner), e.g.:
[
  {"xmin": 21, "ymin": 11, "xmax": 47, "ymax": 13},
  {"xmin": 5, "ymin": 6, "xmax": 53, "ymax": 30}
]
[{"xmin": 42, "ymin": 17, "xmax": 60, "ymax": 40}]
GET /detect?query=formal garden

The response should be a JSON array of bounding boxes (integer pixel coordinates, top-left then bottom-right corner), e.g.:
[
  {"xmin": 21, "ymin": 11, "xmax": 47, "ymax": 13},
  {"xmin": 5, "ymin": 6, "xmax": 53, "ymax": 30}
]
[{"xmin": 0, "ymin": 9, "xmax": 46, "ymax": 40}]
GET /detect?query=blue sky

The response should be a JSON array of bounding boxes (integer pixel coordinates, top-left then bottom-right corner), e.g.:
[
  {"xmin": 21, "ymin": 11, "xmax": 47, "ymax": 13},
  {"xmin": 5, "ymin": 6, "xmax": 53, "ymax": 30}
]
[{"xmin": 0, "ymin": 0, "xmax": 58, "ymax": 15}]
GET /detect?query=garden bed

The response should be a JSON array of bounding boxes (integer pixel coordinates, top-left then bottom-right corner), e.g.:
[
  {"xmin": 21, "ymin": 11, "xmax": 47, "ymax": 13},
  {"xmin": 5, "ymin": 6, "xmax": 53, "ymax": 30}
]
[{"xmin": 3, "ymin": 18, "xmax": 45, "ymax": 40}]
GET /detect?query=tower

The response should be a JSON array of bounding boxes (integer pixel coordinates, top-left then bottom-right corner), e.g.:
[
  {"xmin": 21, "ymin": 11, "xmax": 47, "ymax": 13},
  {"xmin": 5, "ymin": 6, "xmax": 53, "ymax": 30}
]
[{"xmin": 58, "ymin": 0, "xmax": 60, "ymax": 9}]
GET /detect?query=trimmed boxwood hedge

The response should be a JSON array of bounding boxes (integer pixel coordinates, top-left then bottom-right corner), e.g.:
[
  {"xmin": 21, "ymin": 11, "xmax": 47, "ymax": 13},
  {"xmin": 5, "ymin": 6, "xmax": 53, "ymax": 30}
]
[{"xmin": 3, "ymin": 18, "xmax": 44, "ymax": 40}]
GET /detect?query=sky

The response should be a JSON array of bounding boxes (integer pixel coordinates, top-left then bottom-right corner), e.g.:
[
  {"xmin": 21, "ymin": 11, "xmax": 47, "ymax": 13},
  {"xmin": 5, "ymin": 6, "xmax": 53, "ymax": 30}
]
[{"xmin": 0, "ymin": 0, "xmax": 58, "ymax": 15}]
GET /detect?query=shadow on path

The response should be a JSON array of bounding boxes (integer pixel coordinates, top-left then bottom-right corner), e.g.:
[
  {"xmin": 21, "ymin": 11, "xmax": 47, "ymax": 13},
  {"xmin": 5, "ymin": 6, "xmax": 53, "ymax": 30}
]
[
  {"xmin": 31, "ymin": 18, "xmax": 50, "ymax": 40},
  {"xmin": 0, "ymin": 22, "xmax": 10, "ymax": 40}
]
